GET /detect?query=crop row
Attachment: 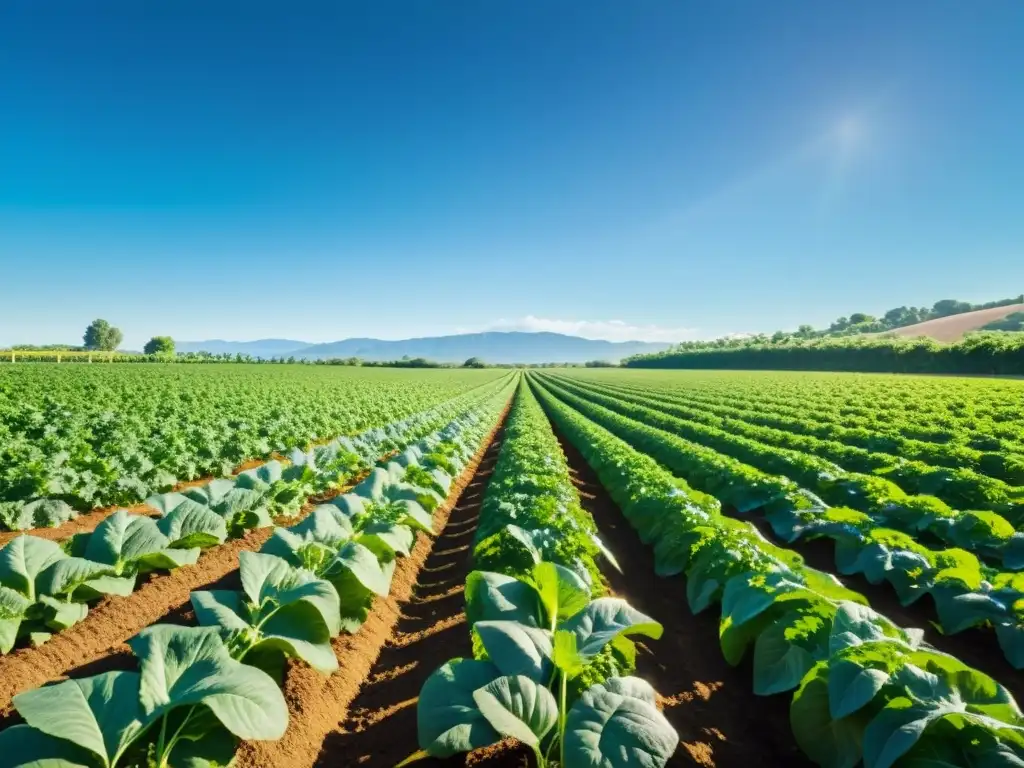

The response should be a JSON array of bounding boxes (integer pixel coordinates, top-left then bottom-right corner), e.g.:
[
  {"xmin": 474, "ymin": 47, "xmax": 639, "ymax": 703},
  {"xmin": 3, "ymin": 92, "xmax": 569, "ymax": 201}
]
[
  {"xmin": 567, "ymin": 369, "xmax": 1024, "ymax": 453},
  {"xmin": 545, "ymin": 374, "xmax": 1024, "ymax": 567},
  {"xmin": 0, "ymin": 385, "xmax": 511, "ymax": 767},
  {"xmin": 531, "ymin": 374, "xmax": 1024, "ymax": 670},
  {"xmin": 408, "ymin": 381, "xmax": 680, "ymax": 768},
  {"xmin": 0, "ymin": 364, "xmax": 510, "ymax": 518},
  {"xmin": 529, "ymin": 374, "xmax": 1024, "ymax": 768},
  {"xmin": 0, "ymin": 382, "xmax": 513, "ymax": 657},
  {"xmin": 558, "ymin": 372, "xmax": 1024, "ymax": 492},
  {"xmin": 641, "ymin": 369, "xmax": 1024, "ymax": 432}
]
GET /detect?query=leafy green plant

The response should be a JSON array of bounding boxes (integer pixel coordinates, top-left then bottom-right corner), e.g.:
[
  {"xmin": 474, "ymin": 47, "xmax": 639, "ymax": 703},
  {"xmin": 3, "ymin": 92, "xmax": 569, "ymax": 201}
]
[
  {"xmin": 407, "ymin": 562, "xmax": 675, "ymax": 767},
  {"xmin": 192, "ymin": 551, "xmax": 341, "ymax": 673},
  {"xmin": 0, "ymin": 625, "xmax": 287, "ymax": 768}
]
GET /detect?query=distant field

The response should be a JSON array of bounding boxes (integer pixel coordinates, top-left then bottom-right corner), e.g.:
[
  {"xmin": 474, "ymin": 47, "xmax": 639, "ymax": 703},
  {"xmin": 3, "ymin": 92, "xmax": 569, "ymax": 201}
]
[
  {"xmin": 0, "ymin": 363, "xmax": 508, "ymax": 515},
  {"xmin": 888, "ymin": 302, "xmax": 1024, "ymax": 342}
]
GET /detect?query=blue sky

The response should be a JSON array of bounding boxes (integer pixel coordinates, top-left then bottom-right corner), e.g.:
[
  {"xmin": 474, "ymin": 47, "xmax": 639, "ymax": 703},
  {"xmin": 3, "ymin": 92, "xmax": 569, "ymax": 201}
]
[{"xmin": 1, "ymin": 1, "xmax": 1022, "ymax": 348}]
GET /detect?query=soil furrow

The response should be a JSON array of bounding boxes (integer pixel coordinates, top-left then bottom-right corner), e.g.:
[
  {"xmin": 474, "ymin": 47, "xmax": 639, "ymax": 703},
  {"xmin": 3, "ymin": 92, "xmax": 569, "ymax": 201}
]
[
  {"xmin": 301, "ymin": 424, "xmax": 504, "ymax": 768},
  {"xmin": 553, "ymin": 433, "xmax": 812, "ymax": 768},
  {"xmin": 237, "ymin": 409, "xmax": 510, "ymax": 768}
]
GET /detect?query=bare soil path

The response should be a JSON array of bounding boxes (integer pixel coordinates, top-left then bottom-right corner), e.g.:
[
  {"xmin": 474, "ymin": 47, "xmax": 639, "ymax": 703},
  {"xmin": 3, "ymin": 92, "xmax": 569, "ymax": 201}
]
[
  {"xmin": 553, "ymin": 434, "xmax": 812, "ymax": 768},
  {"xmin": 238, "ymin": 412, "xmax": 510, "ymax": 768}
]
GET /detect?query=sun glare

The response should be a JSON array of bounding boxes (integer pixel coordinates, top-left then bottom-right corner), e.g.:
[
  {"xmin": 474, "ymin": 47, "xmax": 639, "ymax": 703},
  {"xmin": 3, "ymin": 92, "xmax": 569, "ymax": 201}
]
[{"xmin": 836, "ymin": 115, "xmax": 865, "ymax": 148}]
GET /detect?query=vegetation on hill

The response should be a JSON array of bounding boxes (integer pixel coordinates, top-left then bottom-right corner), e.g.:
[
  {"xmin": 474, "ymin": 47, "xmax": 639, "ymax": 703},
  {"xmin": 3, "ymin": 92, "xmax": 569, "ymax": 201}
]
[
  {"xmin": 625, "ymin": 331, "xmax": 1024, "ymax": 375},
  {"xmin": 984, "ymin": 311, "xmax": 1024, "ymax": 332}
]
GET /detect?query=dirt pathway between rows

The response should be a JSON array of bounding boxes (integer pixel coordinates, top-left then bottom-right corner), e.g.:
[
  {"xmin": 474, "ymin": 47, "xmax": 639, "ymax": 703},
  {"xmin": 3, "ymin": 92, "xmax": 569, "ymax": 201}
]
[
  {"xmin": 238, "ymin": 412, "xmax": 510, "ymax": 768},
  {"xmin": 309, "ymin": 426, "xmax": 520, "ymax": 768},
  {"xmin": 553, "ymin": 434, "xmax": 812, "ymax": 768}
]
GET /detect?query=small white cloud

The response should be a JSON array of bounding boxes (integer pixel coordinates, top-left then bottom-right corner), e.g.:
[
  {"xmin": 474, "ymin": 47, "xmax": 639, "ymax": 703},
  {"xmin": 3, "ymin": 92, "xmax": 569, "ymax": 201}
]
[{"xmin": 483, "ymin": 315, "xmax": 698, "ymax": 344}]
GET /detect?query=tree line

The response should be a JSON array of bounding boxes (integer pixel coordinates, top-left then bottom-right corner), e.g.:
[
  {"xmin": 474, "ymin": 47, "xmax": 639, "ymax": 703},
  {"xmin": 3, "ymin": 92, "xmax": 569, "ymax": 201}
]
[{"xmin": 624, "ymin": 332, "xmax": 1024, "ymax": 375}]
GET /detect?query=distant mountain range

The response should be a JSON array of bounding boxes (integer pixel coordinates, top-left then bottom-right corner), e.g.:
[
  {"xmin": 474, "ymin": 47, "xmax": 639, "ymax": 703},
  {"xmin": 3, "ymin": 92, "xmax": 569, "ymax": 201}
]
[{"xmin": 176, "ymin": 332, "xmax": 671, "ymax": 364}]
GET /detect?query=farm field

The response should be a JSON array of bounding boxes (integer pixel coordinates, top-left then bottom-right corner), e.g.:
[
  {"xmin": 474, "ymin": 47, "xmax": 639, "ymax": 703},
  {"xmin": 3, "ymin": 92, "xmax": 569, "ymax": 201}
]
[{"xmin": 3, "ymin": 366, "xmax": 1024, "ymax": 767}]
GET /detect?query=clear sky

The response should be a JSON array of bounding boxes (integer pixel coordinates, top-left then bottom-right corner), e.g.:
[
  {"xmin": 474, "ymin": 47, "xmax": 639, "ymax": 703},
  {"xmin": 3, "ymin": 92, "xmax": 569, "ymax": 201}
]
[{"xmin": 1, "ymin": 1, "xmax": 1022, "ymax": 348}]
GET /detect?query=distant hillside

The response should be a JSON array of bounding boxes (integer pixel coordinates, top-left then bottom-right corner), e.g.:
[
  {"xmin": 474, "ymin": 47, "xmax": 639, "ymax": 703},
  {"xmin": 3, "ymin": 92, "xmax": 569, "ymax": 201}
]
[
  {"xmin": 178, "ymin": 332, "xmax": 670, "ymax": 364},
  {"xmin": 888, "ymin": 303, "xmax": 1024, "ymax": 343}
]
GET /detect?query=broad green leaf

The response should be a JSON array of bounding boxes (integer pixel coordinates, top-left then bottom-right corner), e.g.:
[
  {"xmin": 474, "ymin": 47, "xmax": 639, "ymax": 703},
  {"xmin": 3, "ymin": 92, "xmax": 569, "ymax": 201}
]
[
  {"xmin": 37, "ymin": 558, "xmax": 115, "ymax": 599},
  {"xmin": 552, "ymin": 629, "xmax": 586, "ymax": 678},
  {"xmin": 0, "ymin": 536, "xmax": 67, "ymax": 600},
  {"xmin": 465, "ymin": 571, "xmax": 541, "ymax": 627},
  {"xmin": 191, "ymin": 590, "xmax": 250, "ymax": 632},
  {"xmin": 532, "ymin": 561, "xmax": 590, "ymax": 627},
  {"xmin": 157, "ymin": 503, "xmax": 228, "ymax": 549},
  {"xmin": 472, "ymin": 675, "xmax": 557, "ymax": 748},
  {"xmin": 560, "ymin": 597, "xmax": 662, "ymax": 660},
  {"xmin": 328, "ymin": 541, "xmax": 392, "ymax": 597},
  {"xmin": 129, "ymin": 625, "xmax": 288, "ymax": 741},
  {"xmin": 474, "ymin": 621, "xmax": 554, "ymax": 683},
  {"xmin": 563, "ymin": 676, "xmax": 679, "ymax": 768},
  {"xmin": 791, "ymin": 663, "xmax": 865, "ymax": 768},
  {"xmin": 84, "ymin": 511, "xmax": 169, "ymax": 571},
  {"xmin": 393, "ymin": 499, "xmax": 434, "ymax": 533},
  {"xmin": 164, "ymin": 721, "xmax": 238, "ymax": 768},
  {"xmin": 37, "ymin": 595, "xmax": 89, "ymax": 630},
  {"xmin": 184, "ymin": 478, "xmax": 237, "ymax": 505},
  {"xmin": 417, "ymin": 658, "xmax": 501, "ymax": 757},
  {"xmin": 353, "ymin": 468, "xmax": 389, "ymax": 502},
  {"xmin": 0, "ymin": 585, "xmax": 31, "ymax": 653},
  {"xmin": 0, "ymin": 723, "xmax": 96, "ymax": 767},
  {"xmin": 504, "ymin": 525, "xmax": 543, "ymax": 565},
  {"xmin": 752, "ymin": 605, "xmax": 830, "ymax": 695},
  {"xmin": 594, "ymin": 676, "xmax": 659, "ymax": 706},
  {"xmin": 829, "ymin": 652, "xmax": 901, "ymax": 719},
  {"xmin": 358, "ymin": 521, "xmax": 415, "ymax": 559},
  {"xmin": 146, "ymin": 491, "xmax": 192, "ymax": 516},
  {"xmin": 288, "ymin": 506, "xmax": 353, "ymax": 546},
  {"xmin": 862, "ymin": 697, "xmax": 958, "ymax": 768},
  {"xmin": 12, "ymin": 671, "xmax": 150, "ymax": 767}
]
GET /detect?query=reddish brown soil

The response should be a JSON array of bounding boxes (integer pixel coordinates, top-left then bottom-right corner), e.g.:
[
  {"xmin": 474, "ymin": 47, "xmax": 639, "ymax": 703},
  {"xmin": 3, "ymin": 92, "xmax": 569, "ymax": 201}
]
[
  {"xmin": 746, "ymin": 518, "xmax": 1024, "ymax": 701},
  {"xmin": 237, "ymin": 408, "xmax": 511, "ymax": 768},
  {"xmin": 554, "ymin": 436, "xmax": 812, "ymax": 768}
]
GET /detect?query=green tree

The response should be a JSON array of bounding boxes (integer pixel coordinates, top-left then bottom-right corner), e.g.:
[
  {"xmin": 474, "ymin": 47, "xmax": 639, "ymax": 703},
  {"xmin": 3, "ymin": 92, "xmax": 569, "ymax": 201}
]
[
  {"xmin": 462, "ymin": 356, "xmax": 487, "ymax": 368},
  {"xmin": 83, "ymin": 319, "xmax": 123, "ymax": 351},
  {"xmin": 932, "ymin": 299, "xmax": 972, "ymax": 317},
  {"xmin": 143, "ymin": 336, "xmax": 175, "ymax": 356},
  {"xmin": 848, "ymin": 313, "xmax": 875, "ymax": 324}
]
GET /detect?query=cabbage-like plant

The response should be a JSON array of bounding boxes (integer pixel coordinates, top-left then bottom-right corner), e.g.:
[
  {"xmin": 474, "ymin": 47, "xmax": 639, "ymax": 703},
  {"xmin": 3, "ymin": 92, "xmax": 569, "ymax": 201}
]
[
  {"xmin": 192, "ymin": 551, "xmax": 341, "ymax": 672},
  {"xmin": 0, "ymin": 535, "xmax": 120, "ymax": 650},
  {"xmin": 0, "ymin": 624, "xmax": 288, "ymax": 768},
  {"xmin": 404, "ymin": 563, "xmax": 678, "ymax": 767}
]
